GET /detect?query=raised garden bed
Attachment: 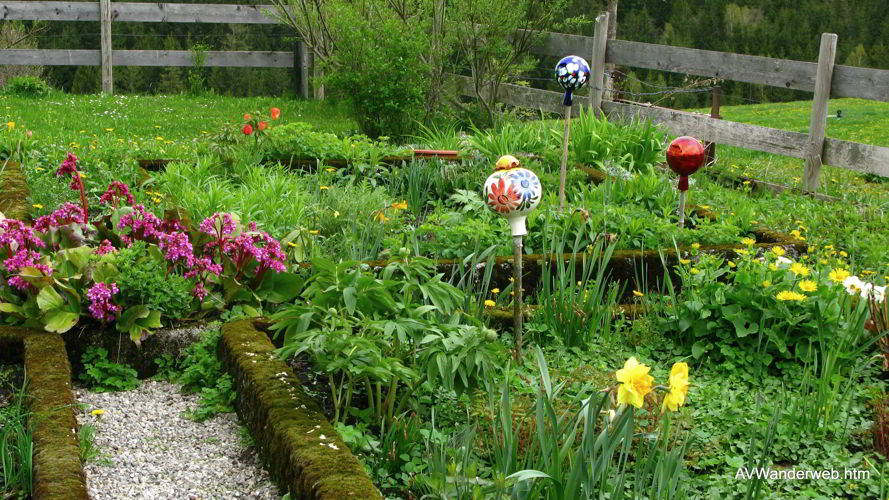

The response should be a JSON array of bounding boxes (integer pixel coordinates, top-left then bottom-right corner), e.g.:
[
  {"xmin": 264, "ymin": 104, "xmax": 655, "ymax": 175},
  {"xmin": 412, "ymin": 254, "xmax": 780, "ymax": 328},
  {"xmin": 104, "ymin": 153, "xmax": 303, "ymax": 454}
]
[
  {"xmin": 0, "ymin": 326, "xmax": 88, "ymax": 500},
  {"xmin": 219, "ymin": 319, "xmax": 380, "ymax": 500}
]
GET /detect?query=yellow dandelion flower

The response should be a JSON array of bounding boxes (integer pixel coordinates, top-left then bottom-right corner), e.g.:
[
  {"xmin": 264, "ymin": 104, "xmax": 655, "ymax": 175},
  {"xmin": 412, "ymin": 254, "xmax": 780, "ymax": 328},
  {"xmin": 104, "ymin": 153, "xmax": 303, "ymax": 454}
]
[
  {"xmin": 769, "ymin": 263, "xmax": 778, "ymax": 271},
  {"xmin": 727, "ymin": 261, "xmax": 736, "ymax": 268},
  {"xmin": 35, "ymin": 167, "xmax": 44, "ymax": 172},
  {"xmin": 690, "ymin": 268, "xmax": 699, "ymax": 275},
  {"xmin": 484, "ymin": 299, "xmax": 496, "ymax": 308},
  {"xmin": 679, "ymin": 259, "xmax": 691, "ymax": 265},
  {"xmin": 105, "ymin": 128, "xmax": 113, "ymax": 132},
  {"xmin": 839, "ymin": 251, "xmax": 848, "ymax": 257},
  {"xmin": 155, "ymin": 136, "xmax": 164, "ymax": 141},
  {"xmin": 762, "ymin": 280, "xmax": 772, "ymax": 287},
  {"xmin": 736, "ymin": 249, "xmax": 749, "ymax": 255},
  {"xmin": 319, "ymin": 185, "xmax": 329, "ymax": 191},
  {"xmin": 772, "ymin": 246, "xmax": 786, "ymax": 256},
  {"xmin": 308, "ymin": 230, "xmax": 320, "ymax": 235},
  {"xmin": 32, "ymin": 204, "xmax": 43, "ymax": 209},
  {"xmin": 90, "ymin": 409, "xmax": 105, "ymax": 416},
  {"xmin": 325, "ymin": 168, "xmax": 336, "ymax": 173},
  {"xmin": 798, "ymin": 280, "xmax": 817, "ymax": 292},
  {"xmin": 828, "ymin": 268, "xmax": 850, "ymax": 283},
  {"xmin": 776, "ymin": 290, "xmax": 806, "ymax": 301},
  {"xmin": 691, "ymin": 243, "xmax": 701, "ymax": 250},
  {"xmin": 741, "ymin": 237, "xmax": 756, "ymax": 246},
  {"xmin": 819, "ymin": 259, "xmax": 829, "ymax": 265},
  {"xmin": 152, "ymin": 197, "xmax": 161, "ymax": 203},
  {"xmin": 790, "ymin": 263, "xmax": 809, "ymax": 277},
  {"xmin": 633, "ymin": 290, "xmax": 644, "ymax": 297},
  {"xmin": 491, "ymin": 288, "xmax": 500, "ymax": 294},
  {"xmin": 6, "ymin": 121, "xmax": 14, "ymax": 129}
]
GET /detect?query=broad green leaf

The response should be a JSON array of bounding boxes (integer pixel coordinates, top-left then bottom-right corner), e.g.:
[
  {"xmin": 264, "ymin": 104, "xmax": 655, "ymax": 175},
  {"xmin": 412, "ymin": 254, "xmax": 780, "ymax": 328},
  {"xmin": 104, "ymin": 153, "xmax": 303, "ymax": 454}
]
[
  {"xmin": 43, "ymin": 310, "xmax": 79, "ymax": 333},
  {"xmin": 37, "ymin": 286, "xmax": 64, "ymax": 311}
]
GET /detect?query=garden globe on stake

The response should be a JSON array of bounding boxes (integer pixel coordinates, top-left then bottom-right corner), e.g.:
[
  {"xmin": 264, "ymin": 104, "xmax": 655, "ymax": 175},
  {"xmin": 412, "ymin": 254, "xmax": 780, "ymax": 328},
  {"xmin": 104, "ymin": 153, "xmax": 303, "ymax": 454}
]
[
  {"xmin": 555, "ymin": 55, "xmax": 590, "ymax": 212},
  {"xmin": 666, "ymin": 136, "xmax": 707, "ymax": 228},
  {"xmin": 483, "ymin": 154, "xmax": 542, "ymax": 360}
]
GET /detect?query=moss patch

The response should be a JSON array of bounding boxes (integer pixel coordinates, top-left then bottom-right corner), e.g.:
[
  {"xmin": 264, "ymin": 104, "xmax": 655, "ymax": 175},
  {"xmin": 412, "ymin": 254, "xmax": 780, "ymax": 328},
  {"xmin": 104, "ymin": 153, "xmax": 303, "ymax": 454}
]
[
  {"xmin": 0, "ymin": 161, "xmax": 31, "ymax": 221},
  {"xmin": 219, "ymin": 319, "xmax": 381, "ymax": 500},
  {"xmin": 1, "ymin": 328, "xmax": 89, "ymax": 500}
]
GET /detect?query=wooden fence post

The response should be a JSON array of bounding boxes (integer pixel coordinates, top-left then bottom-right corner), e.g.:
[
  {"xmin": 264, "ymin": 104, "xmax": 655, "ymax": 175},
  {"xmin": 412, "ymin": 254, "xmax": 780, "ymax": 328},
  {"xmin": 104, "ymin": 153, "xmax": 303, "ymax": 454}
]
[
  {"xmin": 604, "ymin": 0, "xmax": 618, "ymax": 102},
  {"xmin": 590, "ymin": 12, "xmax": 609, "ymax": 113},
  {"xmin": 312, "ymin": 52, "xmax": 324, "ymax": 100},
  {"xmin": 803, "ymin": 33, "xmax": 837, "ymax": 193},
  {"xmin": 100, "ymin": 0, "xmax": 113, "ymax": 93},
  {"xmin": 705, "ymin": 86, "xmax": 721, "ymax": 164}
]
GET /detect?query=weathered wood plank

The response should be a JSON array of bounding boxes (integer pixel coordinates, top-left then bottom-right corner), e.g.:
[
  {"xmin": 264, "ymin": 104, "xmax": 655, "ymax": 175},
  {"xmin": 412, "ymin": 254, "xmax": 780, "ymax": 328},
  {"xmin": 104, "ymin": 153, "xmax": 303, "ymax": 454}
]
[
  {"xmin": 832, "ymin": 64, "xmax": 889, "ymax": 102},
  {"xmin": 602, "ymin": 100, "xmax": 809, "ymax": 159},
  {"xmin": 803, "ymin": 33, "xmax": 837, "ymax": 192},
  {"xmin": 0, "ymin": 1, "xmax": 277, "ymax": 24},
  {"xmin": 527, "ymin": 29, "xmax": 593, "ymax": 59},
  {"xmin": 589, "ymin": 12, "xmax": 608, "ymax": 112},
  {"xmin": 606, "ymin": 39, "xmax": 817, "ymax": 92},
  {"xmin": 114, "ymin": 50, "xmax": 293, "ymax": 67},
  {"xmin": 100, "ymin": 0, "xmax": 113, "ymax": 93},
  {"xmin": 822, "ymin": 138, "xmax": 889, "ymax": 178},
  {"xmin": 0, "ymin": 49, "xmax": 292, "ymax": 67},
  {"xmin": 450, "ymin": 74, "xmax": 587, "ymax": 116}
]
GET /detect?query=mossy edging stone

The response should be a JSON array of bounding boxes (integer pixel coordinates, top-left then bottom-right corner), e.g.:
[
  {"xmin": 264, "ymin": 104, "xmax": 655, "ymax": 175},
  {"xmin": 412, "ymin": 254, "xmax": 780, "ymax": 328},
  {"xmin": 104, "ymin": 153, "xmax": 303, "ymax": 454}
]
[
  {"xmin": 219, "ymin": 319, "xmax": 381, "ymax": 500},
  {"xmin": 0, "ymin": 161, "xmax": 32, "ymax": 221},
  {"xmin": 0, "ymin": 326, "xmax": 89, "ymax": 500}
]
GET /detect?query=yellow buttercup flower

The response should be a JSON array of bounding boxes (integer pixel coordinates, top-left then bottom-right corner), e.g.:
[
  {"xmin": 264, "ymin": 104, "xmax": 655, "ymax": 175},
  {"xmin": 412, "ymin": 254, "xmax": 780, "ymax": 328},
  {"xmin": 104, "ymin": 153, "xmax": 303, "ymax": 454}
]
[
  {"xmin": 32, "ymin": 204, "xmax": 43, "ymax": 209},
  {"xmin": 484, "ymin": 299, "xmax": 496, "ymax": 307},
  {"xmin": 772, "ymin": 246, "xmax": 786, "ymax": 256},
  {"xmin": 691, "ymin": 243, "xmax": 701, "ymax": 250},
  {"xmin": 839, "ymin": 251, "xmax": 848, "ymax": 257},
  {"xmin": 679, "ymin": 259, "xmax": 691, "ymax": 265},
  {"xmin": 798, "ymin": 280, "xmax": 817, "ymax": 292},
  {"xmin": 308, "ymin": 230, "xmax": 320, "ymax": 235},
  {"xmin": 790, "ymin": 230, "xmax": 802, "ymax": 238},
  {"xmin": 7, "ymin": 121, "xmax": 15, "ymax": 129},
  {"xmin": 727, "ymin": 261, "xmax": 736, "ymax": 268},
  {"xmin": 690, "ymin": 268, "xmax": 699, "ymax": 275},
  {"xmin": 819, "ymin": 259, "xmax": 829, "ymax": 265},
  {"xmin": 762, "ymin": 280, "xmax": 772, "ymax": 287},
  {"xmin": 633, "ymin": 290, "xmax": 644, "ymax": 297},
  {"xmin": 491, "ymin": 288, "xmax": 500, "ymax": 294},
  {"xmin": 616, "ymin": 357, "xmax": 653, "ymax": 408},
  {"xmin": 319, "ymin": 185, "xmax": 329, "ymax": 191},
  {"xmin": 776, "ymin": 290, "xmax": 806, "ymax": 302},
  {"xmin": 741, "ymin": 237, "xmax": 756, "ymax": 246},
  {"xmin": 736, "ymin": 249, "xmax": 749, "ymax": 255},
  {"xmin": 90, "ymin": 409, "xmax": 105, "ymax": 416},
  {"xmin": 325, "ymin": 167, "xmax": 336, "ymax": 173},
  {"xmin": 663, "ymin": 362, "xmax": 690, "ymax": 412},
  {"xmin": 769, "ymin": 263, "xmax": 778, "ymax": 271},
  {"xmin": 790, "ymin": 263, "xmax": 809, "ymax": 277},
  {"xmin": 828, "ymin": 268, "xmax": 850, "ymax": 283}
]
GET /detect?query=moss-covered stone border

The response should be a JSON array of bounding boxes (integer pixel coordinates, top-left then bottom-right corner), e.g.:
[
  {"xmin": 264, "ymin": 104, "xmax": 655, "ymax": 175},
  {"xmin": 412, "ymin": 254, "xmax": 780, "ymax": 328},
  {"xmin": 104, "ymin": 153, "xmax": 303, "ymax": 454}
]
[
  {"xmin": 0, "ymin": 326, "xmax": 88, "ymax": 500},
  {"xmin": 0, "ymin": 160, "xmax": 32, "ymax": 221},
  {"xmin": 219, "ymin": 319, "xmax": 381, "ymax": 500}
]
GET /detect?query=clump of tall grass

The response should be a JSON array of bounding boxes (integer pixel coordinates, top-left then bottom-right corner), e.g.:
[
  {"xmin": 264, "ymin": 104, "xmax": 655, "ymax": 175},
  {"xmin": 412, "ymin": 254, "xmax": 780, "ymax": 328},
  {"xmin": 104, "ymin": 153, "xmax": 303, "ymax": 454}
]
[
  {"xmin": 568, "ymin": 108, "xmax": 664, "ymax": 173},
  {"xmin": 0, "ymin": 378, "xmax": 33, "ymax": 498}
]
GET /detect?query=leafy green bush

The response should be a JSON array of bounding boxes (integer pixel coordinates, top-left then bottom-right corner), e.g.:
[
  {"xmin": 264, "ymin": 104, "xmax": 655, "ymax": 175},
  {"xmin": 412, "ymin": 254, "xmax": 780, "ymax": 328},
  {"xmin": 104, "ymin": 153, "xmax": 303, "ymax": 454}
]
[
  {"xmin": 570, "ymin": 109, "xmax": 665, "ymax": 173},
  {"xmin": 79, "ymin": 347, "xmax": 140, "ymax": 392},
  {"xmin": 173, "ymin": 327, "xmax": 236, "ymax": 421},
  {"xmin": 2, "ymin": 76, "xmax": 51, "ymax": 97},
  {"xmin": 111, "ymin": 241, "xmax": 193, "ymax": 319}
]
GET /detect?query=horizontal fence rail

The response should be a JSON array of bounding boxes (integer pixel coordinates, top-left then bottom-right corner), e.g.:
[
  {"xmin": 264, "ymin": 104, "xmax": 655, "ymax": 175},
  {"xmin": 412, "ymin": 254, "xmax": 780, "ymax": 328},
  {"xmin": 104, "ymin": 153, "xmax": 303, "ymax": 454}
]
[
  {"xmin": 0, "ymin": 48, "xmax": 293, "ymax": 67},
  {"xmin": 1, "ymin": 1, "xmax": 276, "ymax": 23}
]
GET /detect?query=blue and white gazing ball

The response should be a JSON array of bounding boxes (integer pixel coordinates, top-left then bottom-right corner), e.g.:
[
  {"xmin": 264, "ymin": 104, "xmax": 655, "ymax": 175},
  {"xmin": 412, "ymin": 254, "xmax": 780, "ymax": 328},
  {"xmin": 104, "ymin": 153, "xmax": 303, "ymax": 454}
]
[{"xmin": 555, "ymin": 55, "xmax": 591, "ymax": 92}]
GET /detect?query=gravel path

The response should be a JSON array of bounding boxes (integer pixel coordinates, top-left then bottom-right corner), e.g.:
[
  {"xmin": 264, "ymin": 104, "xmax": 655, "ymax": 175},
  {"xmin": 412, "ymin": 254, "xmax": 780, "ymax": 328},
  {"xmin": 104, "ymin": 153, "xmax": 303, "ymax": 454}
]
[{"xmin": 76, "ymin": 380, "xmax": 280, "ymax": 500}]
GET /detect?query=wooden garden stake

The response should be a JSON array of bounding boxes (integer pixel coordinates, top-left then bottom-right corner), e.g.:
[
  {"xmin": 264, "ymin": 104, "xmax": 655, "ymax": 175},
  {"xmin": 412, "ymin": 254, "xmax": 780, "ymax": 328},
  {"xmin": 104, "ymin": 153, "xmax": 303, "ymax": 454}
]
[
  {"xmin": 484, "ymin": 155, "xmax": 542, "ymax": 362},
  {"xmin": 555, "ymin": 55, "xmax": 590, "ymax": 213},
  {"xmin": 666, "ymin": 137, "xmax": 706, "ymax": 228}
]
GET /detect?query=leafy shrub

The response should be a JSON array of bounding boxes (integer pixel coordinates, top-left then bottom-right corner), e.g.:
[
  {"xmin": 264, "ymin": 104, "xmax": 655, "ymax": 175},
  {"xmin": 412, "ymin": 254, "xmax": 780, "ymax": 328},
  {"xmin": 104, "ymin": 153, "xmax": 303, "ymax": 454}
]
[
  {"xmin": 569, "ymin": 109, "xmax": 664, "ymax": 173},
  {"xmin": 2, "ymin": 76, "xmax": 51, "ymax": 97},
  {"xmin": 79, "ymin": 347, "xmax": 140, "ymax": 392},
  {"xmin": 111, "ymin": 241, "xmax": 193, "ymax": 318}
]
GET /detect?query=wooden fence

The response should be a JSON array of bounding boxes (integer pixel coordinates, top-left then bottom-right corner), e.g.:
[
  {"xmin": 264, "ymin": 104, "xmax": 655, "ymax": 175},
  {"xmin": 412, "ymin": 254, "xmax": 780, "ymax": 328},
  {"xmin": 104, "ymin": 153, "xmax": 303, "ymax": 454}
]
[
  {"xmin": 0, "ymin": 1, "xmax": 320, "ymax": 97},
  {"xmin": 452, "ymin": 13, "xmax": 889, "ymax": 192}
]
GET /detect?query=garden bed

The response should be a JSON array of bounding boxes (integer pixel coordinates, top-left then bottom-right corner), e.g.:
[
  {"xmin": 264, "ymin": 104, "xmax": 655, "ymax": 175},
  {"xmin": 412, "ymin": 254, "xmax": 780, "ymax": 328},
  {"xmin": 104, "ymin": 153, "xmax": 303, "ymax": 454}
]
[
  {"xmin": 219, "ymin": 319, "xmax": 380, "ymax": 500},
  {"xmin": 0, "ymin": 326, "xmax": 88, "ymax": 500}
]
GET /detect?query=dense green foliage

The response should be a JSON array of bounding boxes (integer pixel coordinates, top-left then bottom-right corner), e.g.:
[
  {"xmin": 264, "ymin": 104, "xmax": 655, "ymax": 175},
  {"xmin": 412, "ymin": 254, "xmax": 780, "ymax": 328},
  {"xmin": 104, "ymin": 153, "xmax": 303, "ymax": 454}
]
[{"xmin": 79, "ymin": 347, "xmax": 141, "ymax": 392}]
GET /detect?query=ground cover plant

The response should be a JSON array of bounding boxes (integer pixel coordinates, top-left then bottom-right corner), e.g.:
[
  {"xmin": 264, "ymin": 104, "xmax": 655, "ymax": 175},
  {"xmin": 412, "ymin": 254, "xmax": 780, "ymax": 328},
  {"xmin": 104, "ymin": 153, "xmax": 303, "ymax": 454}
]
[{"xmin": 2, "ymin": 92, "xmax": 889, "ymax": 499}]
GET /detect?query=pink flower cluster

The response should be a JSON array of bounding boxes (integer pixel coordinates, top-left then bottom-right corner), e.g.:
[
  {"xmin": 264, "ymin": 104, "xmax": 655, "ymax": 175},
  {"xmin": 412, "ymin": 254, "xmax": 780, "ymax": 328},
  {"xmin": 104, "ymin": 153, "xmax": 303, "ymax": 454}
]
[
  {"xmin": 96, "ymin": 239, "xmax": 116, "ymax": 255},
  {"xmin": 54, "ymin": 152, "xmax": 89, "ymax": 219},
  {"xmin": 3, "ymin": 249, "xmax": 51, "ymax": 290},
  {"xmin": 0, "ymin": 219, "xmax": 44, "ymax": 253},
  {"xmin": 158, "ymin": 231, "xmax": 194, "ymax": 268},
  {"xmin": 185, "ymin": 257, "xmax": 223, "ymax": 301},
  {"xmin": 99, "ymin": 181, "xmax": 135, "ymax": 208},
  {"xmin": 33, "ymin": 203, "xmax": 87, "ymax": 232},
  {"xmin": 118, "ymin": 204, "xmax": 164, "ymax": 244},
  {"xmin": 56, "ymin": 152, "xmax": 79, "ymax": 178},
  {"xmin": 87, "ymin": 282, "xmax": 120, "ymax": 322}
]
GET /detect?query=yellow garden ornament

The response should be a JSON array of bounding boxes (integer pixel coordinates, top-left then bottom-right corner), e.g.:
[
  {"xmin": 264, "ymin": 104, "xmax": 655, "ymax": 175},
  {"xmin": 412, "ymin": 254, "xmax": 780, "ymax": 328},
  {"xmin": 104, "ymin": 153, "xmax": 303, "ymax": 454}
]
[{"xmin": 494, "ymin": 154, "xmax": 521, "ymax": 171}]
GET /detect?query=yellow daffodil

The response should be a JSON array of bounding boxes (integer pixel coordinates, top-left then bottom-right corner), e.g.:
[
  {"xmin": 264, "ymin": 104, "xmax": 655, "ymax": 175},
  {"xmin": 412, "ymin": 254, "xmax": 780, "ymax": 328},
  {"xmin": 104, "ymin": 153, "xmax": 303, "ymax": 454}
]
[
  {"xmin": 633, "ymin": 290, "xmax": 644, "ymax": 297},
  {"xmin": 616, "ymin": 357, "xmax": 653, "ymax": 408},
  {"xmin": 776, "ymin": 290, "xmax": 806, "ymax": 302},
  {"xmin": 491, "ymin": 288, "xmax": 500, "ymax": 294},
  {"xmin": 391, "ymin": 201, "xmax": 408, "ymax": 210},
  {"xmin": 829, "ymin": 268, "xmax": 850, "ymax": 283},
  {"xmin": 741, "ymin": 237, "xmax": 756, "ymax": 246},
  {"xmin": 790, "ymin": 263, "xmax": 809, "ymax": 277},
  {"xmin": 484, "ymin": 299, "xmax": 496, "ymax": 308},
  {"xmin": 308, "ymin": 230, "xmax": 320, "ymax": 235},
  {"xmin": 662, "ymin": 362, "xmax": 690, "ymax": 412},
  {"xmin": 691, "ymin": 243, "xmax": 701, "ymax": 250},
  {"xmin": 32, "ymin": 204, "xmax": 43, "ymax": 209},
  {"xmin": 679, "ymin": 259, "xmax": 691, "ymax": 265},
  {"xmin": 772, "ymin": 246, "xmax": 786, "ymax": 257},
  {"xmin": 798, "ymin": 280, "xmax": 817, "ymax": 292},
  {"xmin": 90, "ymin": 409, "xmax": 105, "ymax": 416},
  {"xmin": 762, "ymin": 280, "xmax": 772, "ymax": 287}
]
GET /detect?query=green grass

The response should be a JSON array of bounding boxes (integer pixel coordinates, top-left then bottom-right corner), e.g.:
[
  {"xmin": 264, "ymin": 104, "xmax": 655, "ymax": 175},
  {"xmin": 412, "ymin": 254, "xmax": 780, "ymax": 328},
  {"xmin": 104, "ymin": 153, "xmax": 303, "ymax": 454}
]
[{"xmin": 692, "ymin": 98, "xmax": 889, "ymax": 204}]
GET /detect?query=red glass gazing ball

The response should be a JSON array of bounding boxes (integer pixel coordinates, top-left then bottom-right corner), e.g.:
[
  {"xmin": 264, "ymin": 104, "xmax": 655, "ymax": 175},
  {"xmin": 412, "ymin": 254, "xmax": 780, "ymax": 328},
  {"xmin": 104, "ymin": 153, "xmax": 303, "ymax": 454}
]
[{"xmin": 666, "ymin": 136, "xmax": 706, "ymax": 176}]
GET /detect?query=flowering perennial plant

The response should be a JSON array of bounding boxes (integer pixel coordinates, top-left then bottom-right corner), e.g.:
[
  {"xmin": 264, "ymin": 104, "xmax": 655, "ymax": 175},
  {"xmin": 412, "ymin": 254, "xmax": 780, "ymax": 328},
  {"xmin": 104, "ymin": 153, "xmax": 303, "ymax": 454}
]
[
  {"xmin": 55, "ymin": 152, "xmax": 89, "ymax": 220},
  {"xmin": 87, "ymin": 282, "xmax": 121, "ymax": 322}
]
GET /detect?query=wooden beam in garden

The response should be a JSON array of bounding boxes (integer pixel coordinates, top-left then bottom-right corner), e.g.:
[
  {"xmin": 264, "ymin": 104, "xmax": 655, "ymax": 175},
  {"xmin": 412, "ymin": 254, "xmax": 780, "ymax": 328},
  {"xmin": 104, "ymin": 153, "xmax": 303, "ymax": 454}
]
[
  {"xmin": 100, "ymin": 0, "xmax": 112, "ymax": 93},
  {"xmin": 0, "ymin": 1, "xmax": 278, "ymax": 24},
  {"xmin": 0, "ymin": 49, "xmax": 294, "ymax": 67},
  {"xmin": 803, "ymin": 33, "xmax": 838, "ymax": 193},
  {"xmin": 589, "ymin": 12, "xmax": 609, "ymax": 113}
]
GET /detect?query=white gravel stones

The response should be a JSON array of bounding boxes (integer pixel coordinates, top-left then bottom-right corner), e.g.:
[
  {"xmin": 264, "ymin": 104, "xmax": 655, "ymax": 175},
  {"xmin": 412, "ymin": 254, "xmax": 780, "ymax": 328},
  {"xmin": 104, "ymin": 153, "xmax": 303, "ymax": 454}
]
[{"xmin": 75, "ymin": 380, "xmax": 280, "ymax": 500}]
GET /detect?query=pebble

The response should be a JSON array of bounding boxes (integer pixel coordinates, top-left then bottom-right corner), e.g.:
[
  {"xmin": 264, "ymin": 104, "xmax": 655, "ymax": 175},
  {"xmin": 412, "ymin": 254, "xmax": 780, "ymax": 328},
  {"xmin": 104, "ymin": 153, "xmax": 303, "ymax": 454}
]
[{"xmin": 75, "ymin": 380, "xmax": 280, "ymax": 500}]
